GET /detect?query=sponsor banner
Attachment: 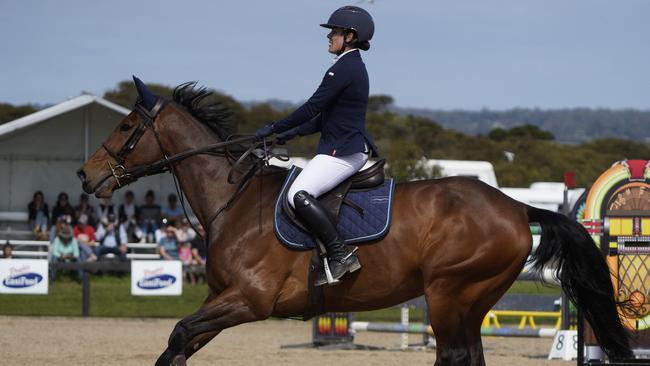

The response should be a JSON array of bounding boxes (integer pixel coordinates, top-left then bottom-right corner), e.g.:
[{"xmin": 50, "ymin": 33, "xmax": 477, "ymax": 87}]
[
  {"xmin": 131, "ymin": 260, "xmax": 182, "ymax": 296},
  {"xmin": 0, "ymin": 259, "xmax": 49, "ymax": 295}
]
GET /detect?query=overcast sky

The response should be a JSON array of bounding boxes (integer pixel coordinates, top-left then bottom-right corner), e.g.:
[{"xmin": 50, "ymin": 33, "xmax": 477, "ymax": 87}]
[{"xmin": 1, "ymin": 0, "xmax": 649, "ymax": 109}]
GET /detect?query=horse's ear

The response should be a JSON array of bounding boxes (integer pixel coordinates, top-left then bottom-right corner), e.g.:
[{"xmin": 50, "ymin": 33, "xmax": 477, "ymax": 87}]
[{"xmin": 132, "ymin": 75, "xmax": 158, "ymax": 110}]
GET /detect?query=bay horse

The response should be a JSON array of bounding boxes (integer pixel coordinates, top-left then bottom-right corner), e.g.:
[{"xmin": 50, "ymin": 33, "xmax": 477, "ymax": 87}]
[{"xmin": 77, "ymin": 80, "xmax": 631, "ymax": 365}]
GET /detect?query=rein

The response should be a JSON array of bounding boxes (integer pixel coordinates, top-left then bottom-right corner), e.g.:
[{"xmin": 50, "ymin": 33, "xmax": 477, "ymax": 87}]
[{"xmin": 101, "ymin": 97, "xmax": 286, "ymax": 242}]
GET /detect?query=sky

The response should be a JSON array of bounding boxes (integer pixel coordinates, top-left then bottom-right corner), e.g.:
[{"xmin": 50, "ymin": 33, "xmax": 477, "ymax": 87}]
[{"xmin": 1, "ymin": 0, "xmax": 649, "ymax": 110}]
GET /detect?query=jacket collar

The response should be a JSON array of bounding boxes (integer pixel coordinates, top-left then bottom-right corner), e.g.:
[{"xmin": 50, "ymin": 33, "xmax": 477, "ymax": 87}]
[{"xmin": 332, "ymin": 48, "xmax": 359, "ymax": 64}]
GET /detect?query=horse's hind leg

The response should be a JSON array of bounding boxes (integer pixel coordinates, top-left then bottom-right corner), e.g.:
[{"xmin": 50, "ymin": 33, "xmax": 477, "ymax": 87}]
[
  {"xmin": 425, "ymin": 290, "xmax": 485, "ymax": 366},
  {"xmin": 156, "ymin": 287, "xmax": 267, "ymax": 366}
]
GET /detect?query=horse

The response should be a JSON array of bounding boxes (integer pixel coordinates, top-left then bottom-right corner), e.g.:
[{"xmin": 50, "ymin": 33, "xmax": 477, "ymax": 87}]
[{"xmin": 77, "ymin": 79, "xmax": 631, "ymax": 366}]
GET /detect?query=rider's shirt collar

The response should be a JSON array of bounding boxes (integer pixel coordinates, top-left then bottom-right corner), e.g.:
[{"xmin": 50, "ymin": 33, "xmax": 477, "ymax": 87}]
[{"xmin": 332, "ymin": 48, "xmax": 359, "ymax": 64}]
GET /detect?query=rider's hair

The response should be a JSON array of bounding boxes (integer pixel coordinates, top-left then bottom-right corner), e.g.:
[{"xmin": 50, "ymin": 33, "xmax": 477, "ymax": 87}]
[{"xmin": 356, "ymin": 40, "xmax": 370, "ymax": 51}]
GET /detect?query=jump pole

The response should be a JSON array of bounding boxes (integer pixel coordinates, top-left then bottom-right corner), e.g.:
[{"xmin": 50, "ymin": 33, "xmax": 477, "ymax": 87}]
[{"xmin": 350, "ymin": 322, "xmax": 557, "ymax": 338}]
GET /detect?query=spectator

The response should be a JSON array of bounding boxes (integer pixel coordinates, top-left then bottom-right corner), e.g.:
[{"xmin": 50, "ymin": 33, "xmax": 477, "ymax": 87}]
[
  {"xmin": 178, "ymin": 241, "xmax": 197, "ymax": 284},
  {"xmin": 95, "ymin": 198, "xmax": 116, "ymax": 226},
  {"xmin": 158, "ymin": 223, "xmax": 179, "ymax": 260},
  {"xmin": 190, "ymin": 224, "xmax": 207, "ymax": 265},
  {"xmin": 162, "ymin": 194, "xmax": 184, "ymax": 223},
  {"xmin": 28, "ymin": 191, "xmax": 49, "ymax": 237},
  {"xmin": 74, "ymin": 193, "xmax": 96, "ymax": 227},
  {"xmin": 51, "ymin": 226, "xmax": 79, "ymax": 262},
  {"xmin": 2, "ymin": 243, "xmax": 13, "ymax": 258},
  {"xmin": 118, "ymin": 190, "xmax": 140, "ymax": 224},
  {"xmin": 49, "ymin": 215, "xmax": 72, "ymax": 243},
  {"xmin": 140, "ymin": 190, "xmax": 162, "ymax": 242},
  {"xmin": 95, "ymin": 214, "xmax": 127, "ymax": 261},
  {"xmin": 176, "ymin": 218, "xmax": 196, "ymax": 243},
  {"xmin": 121, "ymin": 217, "xmax": 145, "ymax": 243},
  {"xmin": 51, "ymin": 192, "xmax": 75, "ymax": 227},
  {"xmin": 73, "ymin": 214, "xmax": 98, "ymax": 262}
]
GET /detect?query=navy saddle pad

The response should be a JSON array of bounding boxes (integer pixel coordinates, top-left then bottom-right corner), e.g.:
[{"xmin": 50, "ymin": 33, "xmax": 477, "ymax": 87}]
[{"xmin": 274, "ymin": 166, "xmax": 395, "ymax": 250}]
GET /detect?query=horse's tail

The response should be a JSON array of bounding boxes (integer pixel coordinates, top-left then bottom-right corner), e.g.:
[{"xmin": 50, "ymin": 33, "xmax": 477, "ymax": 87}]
[{"xmin": 526, "ymin": 205, "xmax": 632, "ymax": 360}]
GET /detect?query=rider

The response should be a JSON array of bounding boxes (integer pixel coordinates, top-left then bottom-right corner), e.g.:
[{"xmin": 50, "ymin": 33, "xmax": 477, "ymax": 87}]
[{"xmin": 256, "ymin": 6, "xmax": 379, "ymax": 286}]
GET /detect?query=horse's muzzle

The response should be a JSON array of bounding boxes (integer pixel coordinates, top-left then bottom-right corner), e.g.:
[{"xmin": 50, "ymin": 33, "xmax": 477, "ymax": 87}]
[{"xmin": 77, "ymin": 168, "xmax": 93, "ymax": 194}]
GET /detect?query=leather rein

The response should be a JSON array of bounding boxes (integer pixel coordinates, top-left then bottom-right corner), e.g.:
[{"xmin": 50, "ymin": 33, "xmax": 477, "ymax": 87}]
[{"xmin": 99, "ymin": 97, "xmax": 282, "ymax": 238}]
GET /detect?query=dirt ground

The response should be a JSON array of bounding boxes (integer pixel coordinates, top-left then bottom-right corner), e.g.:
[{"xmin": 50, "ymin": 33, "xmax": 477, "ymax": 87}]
[{"xmin": 0, "ymin": 316, "xmax": 567, "ymax": 365}]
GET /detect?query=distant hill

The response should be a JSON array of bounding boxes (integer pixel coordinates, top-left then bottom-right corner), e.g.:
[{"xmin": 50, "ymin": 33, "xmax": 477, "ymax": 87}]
[
  {"xmin": 392, "ymin": 107, "xmax": 650, "ymax": 144},
  {"xmin": 241, "ymin": 100, "xmax": 650, "ymax": 144}
]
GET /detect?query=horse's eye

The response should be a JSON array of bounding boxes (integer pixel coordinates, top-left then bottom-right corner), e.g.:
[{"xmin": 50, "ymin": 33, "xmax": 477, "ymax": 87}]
[{"xmin": 120, "ymin": 123, "xmax": 133, "ymax": 132}]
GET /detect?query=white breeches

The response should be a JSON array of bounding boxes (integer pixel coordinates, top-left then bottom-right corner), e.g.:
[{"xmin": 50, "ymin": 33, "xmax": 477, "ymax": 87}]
[{"xmin": 288, "ymin": 152, "xmax": 369, "ymax": 208}]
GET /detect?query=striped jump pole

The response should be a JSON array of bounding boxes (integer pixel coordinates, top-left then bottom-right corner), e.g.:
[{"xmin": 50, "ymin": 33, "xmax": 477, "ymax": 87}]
[{"xmin": 350, "ymin": 322, "xmax": 557, "ymax": 338}]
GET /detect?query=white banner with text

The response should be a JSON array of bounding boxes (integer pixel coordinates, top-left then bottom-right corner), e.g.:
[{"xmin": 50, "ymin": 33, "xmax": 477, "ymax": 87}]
[
  {"xmin": 0, "ymin": 259, "xmax": 49, "ymax": 294},
  {"xmin": 131, "ymin": 260, "xmax": 182, "ymax": 296}
]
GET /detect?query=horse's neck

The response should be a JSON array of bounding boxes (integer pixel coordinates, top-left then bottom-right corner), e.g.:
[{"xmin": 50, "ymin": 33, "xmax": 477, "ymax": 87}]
[{"xmin": 157, "ymin": 108, "xmax": 239, "ymax": 229}]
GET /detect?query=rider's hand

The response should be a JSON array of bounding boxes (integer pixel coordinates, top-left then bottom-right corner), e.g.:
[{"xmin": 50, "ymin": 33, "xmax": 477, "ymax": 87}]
[{"xmin": 255, "ymin": 124, "xmax": 274, "ymax": 139}]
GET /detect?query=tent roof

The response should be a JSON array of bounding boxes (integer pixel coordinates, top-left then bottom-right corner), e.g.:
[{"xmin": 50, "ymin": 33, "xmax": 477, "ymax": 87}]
[{"xmin": 0, "ymin": 94, "xmax": 130, "ymax": 138}]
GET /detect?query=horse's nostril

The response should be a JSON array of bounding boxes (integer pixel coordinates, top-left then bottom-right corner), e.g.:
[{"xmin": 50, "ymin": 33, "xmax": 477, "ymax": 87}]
[{"xmin": 77, "ymin": 168, "xmax": 87, "ymax": 182}]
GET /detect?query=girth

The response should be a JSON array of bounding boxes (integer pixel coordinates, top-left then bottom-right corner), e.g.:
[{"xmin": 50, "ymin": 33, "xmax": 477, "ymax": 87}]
[{"xmin": 281, "ymin": 159, "xmax": 386, "ymax": 230}]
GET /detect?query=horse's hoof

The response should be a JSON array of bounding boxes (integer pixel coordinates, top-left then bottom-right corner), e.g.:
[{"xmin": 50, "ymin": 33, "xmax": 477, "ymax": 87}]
[
  {"xmin": 171, "ymin": 355, "xmax": 187, "ymax": 366},
  {"xmin": 155, "ymin": 349, "xmax": 186, "ymax": 366}
]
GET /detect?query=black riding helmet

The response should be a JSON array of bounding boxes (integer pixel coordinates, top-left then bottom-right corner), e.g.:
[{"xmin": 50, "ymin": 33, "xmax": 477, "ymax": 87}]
[{"xmin": 320, "ymin": 6, "xmax": 374, "ymax": 51}]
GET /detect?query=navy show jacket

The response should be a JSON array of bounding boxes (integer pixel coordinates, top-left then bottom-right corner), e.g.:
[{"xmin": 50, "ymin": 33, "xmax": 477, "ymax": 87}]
[{"xmin": 272, "ymin": 50, "xmax": 379, "ymax": 157}]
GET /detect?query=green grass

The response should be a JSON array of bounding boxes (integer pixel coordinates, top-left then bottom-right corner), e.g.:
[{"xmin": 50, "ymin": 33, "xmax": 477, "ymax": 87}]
[
  {"xmin": 0, "ymin": 276, "xmax": 560, "ymax": 320},
  {"xmin": 0, "ymin": 275, "xmax": 208, "ymax": 318}
]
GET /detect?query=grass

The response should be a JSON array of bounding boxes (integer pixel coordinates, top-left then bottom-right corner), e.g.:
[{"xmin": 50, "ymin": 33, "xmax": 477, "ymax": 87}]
[
  {"xmin": 0, "ymin": 275, "xmax": 208, "ymax": 318},
  {"xmin": 0, "ymin": 276, "xmax": 560, "ymax": 321}
]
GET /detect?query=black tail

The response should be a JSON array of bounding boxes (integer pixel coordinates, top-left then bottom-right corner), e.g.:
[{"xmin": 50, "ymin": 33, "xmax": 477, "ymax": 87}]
[{"xmin": 527, "ymin": 206, "xmax": 632, "ymax": 360}]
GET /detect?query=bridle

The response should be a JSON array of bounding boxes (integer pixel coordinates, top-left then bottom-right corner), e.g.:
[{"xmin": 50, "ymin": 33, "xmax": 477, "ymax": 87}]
[
  {"xmin": 101, "ymin": 98, "xmax": 168, "ymax": 187},
  {"xmin": 97, "ymin": 97, "xmax": 285, "ymax": 240}
]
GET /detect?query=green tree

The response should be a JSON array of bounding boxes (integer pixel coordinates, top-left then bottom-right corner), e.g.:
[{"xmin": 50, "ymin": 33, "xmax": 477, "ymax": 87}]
[
  {"xmin": 368, "ymin": 94, "xmax": 394, "ymax": 113},
  {"xmin": 0, "ymin": 103, "xmax": 37, "ymax": 124}
]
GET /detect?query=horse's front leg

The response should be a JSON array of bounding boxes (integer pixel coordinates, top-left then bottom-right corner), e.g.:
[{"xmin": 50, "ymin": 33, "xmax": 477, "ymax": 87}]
[{"xmin": 155, "ymin": 287, "xmax": 269, "ymax": 366}]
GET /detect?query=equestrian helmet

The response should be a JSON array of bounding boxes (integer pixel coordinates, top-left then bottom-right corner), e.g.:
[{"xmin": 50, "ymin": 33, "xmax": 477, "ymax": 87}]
[{"xmin": 320, "ymin": 6, "xmax": 374, "ymax": 43}]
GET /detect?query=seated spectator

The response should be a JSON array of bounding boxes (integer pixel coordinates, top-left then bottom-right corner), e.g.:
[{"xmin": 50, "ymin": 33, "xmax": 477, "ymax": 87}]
[
  {"xmin": 51, "ymin": 226, "xmax": 79, "ymax": 262},
  {"xmin": 178, "ymin": 241, "xmax": 197, "ymax": 284},
  {"xmin": 95, "ymin": 214, "xmax": 127, "ymax": 261},
  {"xmin": 49, "ymin": 215, "xmax": 72, "ymax": 243},
  {"xmin": 95, "ymin": 198, "xmax": 116, "ymax": 226},
  {"xmin": 2, "ymin": 243, "xmax": 13, "ymax": 259},
  {"xmin": 118, "ymin": 190, "xmax": 140, "ymax": 224},
  {"xmin": 121, "ymin": 217, "xmax": 145, "ymax": 243},
  {"xmin": 190, "ymin": 224, "xmax": 207, "ymax": 266},
  {"xmin": 176, "ymin": 218, "xmax": 196, "ymax": 243},
  {"xmin": 51, "ymin": 192, "xmax": 75, "ymax": 227},
  {"xmin": 140, "ymin": 190, "xmax": 162, "ymax": 243},
  {"xmin": 158, "ymin": 223, "xmax": 179, "ymax": 260},
  {"xmin": 28, "ymin": 191, "xmax": 49, "ymax": 238},
  {"xmin": 73, "ymin": 214, "xmax": 98, "ymax": 262},
  {"xmin": 74, "ymin": 193, "xmax": 97, "ymax": 227},
  {"xmin": 162, "ymin": 194, "xmax": 184, "ymax": 223}
]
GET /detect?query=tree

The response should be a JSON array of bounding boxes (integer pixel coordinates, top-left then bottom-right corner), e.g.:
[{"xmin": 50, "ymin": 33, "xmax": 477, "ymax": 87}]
[
  {"xmin": 0, "ymin": 103, "xmax": 37, "ymax": 124},
  {"xmin": 367, "ymin": 94, "xmax": 394, "ymax": 113}
]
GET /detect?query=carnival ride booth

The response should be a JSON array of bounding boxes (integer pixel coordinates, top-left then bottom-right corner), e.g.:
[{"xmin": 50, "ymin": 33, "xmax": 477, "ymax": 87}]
[{"xmin": 579, "ymin": 160, "xmax": 650, "ymax": 365}]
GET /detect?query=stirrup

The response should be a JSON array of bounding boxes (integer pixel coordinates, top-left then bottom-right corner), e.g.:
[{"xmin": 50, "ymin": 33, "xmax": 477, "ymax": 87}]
[{"xmin": 323, "ymin": 257, "xmax": 340, "ymax": 285}]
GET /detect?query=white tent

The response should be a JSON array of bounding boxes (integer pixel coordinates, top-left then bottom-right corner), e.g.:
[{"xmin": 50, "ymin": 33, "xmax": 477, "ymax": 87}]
[{"xmin": 0, "ymin": 94, "xmax": 176, "ymax": 214}]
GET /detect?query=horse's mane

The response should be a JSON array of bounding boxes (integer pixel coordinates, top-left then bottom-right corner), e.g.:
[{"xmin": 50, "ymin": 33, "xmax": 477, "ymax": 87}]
[{"xmin": 172, "ymin": 82, "xmax": 235, "ymax": 141}]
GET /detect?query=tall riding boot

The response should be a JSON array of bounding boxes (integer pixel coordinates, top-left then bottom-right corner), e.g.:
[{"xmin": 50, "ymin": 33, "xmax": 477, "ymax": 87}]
[{"xmin": 293, "ymin": 190, "xmax": 361, "ymax": 286}]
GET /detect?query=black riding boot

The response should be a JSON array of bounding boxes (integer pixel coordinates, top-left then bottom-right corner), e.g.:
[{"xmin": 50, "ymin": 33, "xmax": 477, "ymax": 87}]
[{"xmin": 293, "ymin": 190, "xmax": 361, "ymax": 286}]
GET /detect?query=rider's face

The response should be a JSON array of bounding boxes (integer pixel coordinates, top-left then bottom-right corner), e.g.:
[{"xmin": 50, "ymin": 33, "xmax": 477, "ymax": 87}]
[{"xmin": 327, "ymin": 28, "xmax": 346, "ymax": 54}]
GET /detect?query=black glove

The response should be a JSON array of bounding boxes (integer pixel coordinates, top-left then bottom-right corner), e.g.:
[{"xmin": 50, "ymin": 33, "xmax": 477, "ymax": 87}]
[{"xmin": 255, "ymin": 124, "xmax": 274, "ymax": 139}]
